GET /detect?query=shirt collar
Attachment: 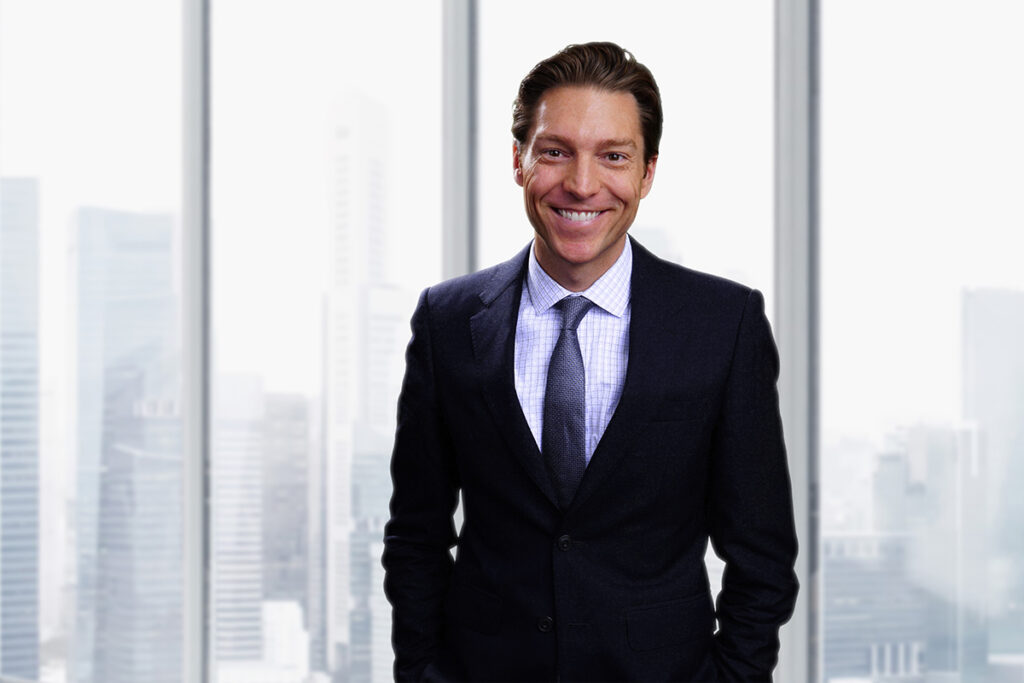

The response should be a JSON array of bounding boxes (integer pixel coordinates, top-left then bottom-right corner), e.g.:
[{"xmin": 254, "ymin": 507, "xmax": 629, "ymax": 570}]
[{"xmin": 526, "ymin": 237, "xmax": 632, "ymax": 318}]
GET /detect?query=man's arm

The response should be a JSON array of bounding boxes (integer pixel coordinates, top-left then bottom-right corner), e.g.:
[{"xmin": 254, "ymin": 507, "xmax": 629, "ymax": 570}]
[
  {"xmin": 708, "ymin": 289, "xmax": 800, "ymax": 681},
  {"xmin": 382, "ymin": 288, "xmax": 460, "ymax": 682}
]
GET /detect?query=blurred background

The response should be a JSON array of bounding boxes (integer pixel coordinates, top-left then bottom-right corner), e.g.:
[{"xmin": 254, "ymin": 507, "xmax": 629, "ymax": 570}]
[{"xmin": 0, "ymin": 0, "xmax": 1022, "ymax": 681}]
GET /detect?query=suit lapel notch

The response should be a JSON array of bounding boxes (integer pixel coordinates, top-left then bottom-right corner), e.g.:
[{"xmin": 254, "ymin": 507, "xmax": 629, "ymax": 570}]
[{"xmin": 470, "ymin": 245, "xmax": 561, "ymax": 509}]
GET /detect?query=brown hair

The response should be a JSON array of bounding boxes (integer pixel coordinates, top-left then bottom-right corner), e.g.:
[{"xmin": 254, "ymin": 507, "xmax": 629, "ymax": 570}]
[{"xmin": 512, "ymin": 42, "xmax": 663, "ymax": 164}]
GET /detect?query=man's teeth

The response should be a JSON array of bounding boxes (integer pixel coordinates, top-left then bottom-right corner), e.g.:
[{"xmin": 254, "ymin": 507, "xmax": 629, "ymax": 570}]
[{"xmin": 557, "ymin": 209, "xmax": 601, "ymax": 222}]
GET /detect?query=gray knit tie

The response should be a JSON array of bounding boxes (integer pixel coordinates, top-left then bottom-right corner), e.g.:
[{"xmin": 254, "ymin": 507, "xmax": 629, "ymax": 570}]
[{"xmin": 543, "ymin": 296, "xmax": 595, "ymax": 509}]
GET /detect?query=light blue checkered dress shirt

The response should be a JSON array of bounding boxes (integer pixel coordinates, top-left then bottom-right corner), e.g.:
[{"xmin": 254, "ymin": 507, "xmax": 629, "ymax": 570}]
[{"xmin": 514, "ymin": 238, "xmax": 632, "ymax": 464}]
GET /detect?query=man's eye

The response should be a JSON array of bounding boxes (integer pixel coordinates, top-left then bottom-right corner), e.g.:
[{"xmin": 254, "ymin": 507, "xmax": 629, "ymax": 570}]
[
  {"xmin": 607, "ymin": 153, "xmax": 624, "ymax": 162},
  {"xmin": 545, "ymin": 149, "xmax": 564, "ymax": 158}
]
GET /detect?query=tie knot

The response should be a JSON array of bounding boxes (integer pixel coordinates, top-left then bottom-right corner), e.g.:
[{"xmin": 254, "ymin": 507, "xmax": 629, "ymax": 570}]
[{"xmin": 556, "ymin": 296, "xmax": 594, "ymax": 331}]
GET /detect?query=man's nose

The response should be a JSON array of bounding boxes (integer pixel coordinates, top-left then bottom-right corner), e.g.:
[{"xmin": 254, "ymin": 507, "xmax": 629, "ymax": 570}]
[{"xmin": 563, "ymin": 158, "xmax": 599, "ymax": 198}]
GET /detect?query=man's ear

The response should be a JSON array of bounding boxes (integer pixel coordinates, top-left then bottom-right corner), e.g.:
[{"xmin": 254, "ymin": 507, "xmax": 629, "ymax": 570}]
[
  {"xmin": 640, "ymin": 154, "xmax": 658, "ymax": 199},
  {"xmin": 513, "ymin": 141, "xmax": 524, "ymax": 187}
]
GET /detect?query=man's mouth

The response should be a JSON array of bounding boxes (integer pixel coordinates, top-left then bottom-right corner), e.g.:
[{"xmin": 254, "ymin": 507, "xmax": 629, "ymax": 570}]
[{"xmin": 555, "ymin": 208, "xmax": 604, "ymax": 222}]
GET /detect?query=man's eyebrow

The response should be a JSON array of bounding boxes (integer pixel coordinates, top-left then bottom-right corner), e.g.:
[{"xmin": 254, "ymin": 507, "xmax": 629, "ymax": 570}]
[{"xmin": 533, "ymin": 134, "xmax": 638, "ymax": 150}]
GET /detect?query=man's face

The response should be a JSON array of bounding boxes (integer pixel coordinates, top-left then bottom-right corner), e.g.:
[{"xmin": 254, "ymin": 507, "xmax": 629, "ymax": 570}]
[{"xmin": 514, "ymin": 86, "xmax": 657, "ymax": 290}]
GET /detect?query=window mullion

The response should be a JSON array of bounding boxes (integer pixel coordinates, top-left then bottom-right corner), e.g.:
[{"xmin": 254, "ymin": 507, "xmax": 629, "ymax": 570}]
[
  {"xmin": 775, "ymin": 0, "xmax": 818, "ymax": 680},
  {"xmin": 182, "ymin": 0, "xmax": 211, "ymax": 680}
]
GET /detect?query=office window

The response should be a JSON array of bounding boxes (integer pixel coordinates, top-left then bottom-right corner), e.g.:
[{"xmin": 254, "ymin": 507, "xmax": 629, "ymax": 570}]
[
  {"xmin": 820, "ymin": 2, "xmax": 1024, "ymax": 680},
  {"xmin": 0, "ymin": 0, "xmax": 186, "ymax": 681},
  {"xmin": 210, "ymin": 1, "xmax": 442, "ymax": 681}
]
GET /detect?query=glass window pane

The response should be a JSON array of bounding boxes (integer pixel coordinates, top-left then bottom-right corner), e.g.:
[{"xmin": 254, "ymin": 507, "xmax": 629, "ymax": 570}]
[
  {"xmin": 0, "ymin": 1, "xmax": 185, "ymax": 681},
  {"xmin": 821, "ymin": 2, "xmax": 1024, "ymax": 680},
  {"xmin": 210, "ymin": 2, "xmax": 441, "ymax": 681}
]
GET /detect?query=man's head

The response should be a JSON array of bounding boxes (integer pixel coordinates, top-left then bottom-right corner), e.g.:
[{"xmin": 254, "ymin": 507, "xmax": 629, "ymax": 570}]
[
  {"xmin": 512, "ymin": 43, "xmax": 661, "ymax": 291},
  {"xmin": 512, "ymin": 42, "xmax": 662, "ymax": 166}
]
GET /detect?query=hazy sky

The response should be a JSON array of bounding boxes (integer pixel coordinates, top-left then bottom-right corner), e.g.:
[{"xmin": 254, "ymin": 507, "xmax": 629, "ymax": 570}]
[
  {"xmin": 2, "ymin": 0, "xmax": 1023, "ymax": 443},
  {"xmin": 820, "ymin": 0, "xmax": 1024, "ymax": 440}
]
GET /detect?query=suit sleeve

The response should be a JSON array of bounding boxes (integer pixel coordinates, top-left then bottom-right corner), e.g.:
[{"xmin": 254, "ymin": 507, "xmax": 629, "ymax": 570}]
[
  {"xmin": 382, "ymin": 288, "xmax": 460, "ymax": 682},
  {"xmin": 708, "ymin": 289, "xmax": 800, "ymax": 681}
]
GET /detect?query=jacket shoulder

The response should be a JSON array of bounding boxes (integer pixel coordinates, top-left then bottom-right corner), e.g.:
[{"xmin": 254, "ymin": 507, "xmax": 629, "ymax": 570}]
[
  {"xmin": 631, "ymin": 238, "xmax": 758, "ymax": 314},
  {"xmin": 420, "ymin": 243, "xmax": 530, "ymax": 317}
]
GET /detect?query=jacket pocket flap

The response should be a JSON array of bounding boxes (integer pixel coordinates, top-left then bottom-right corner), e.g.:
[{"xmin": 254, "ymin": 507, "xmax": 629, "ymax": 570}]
[{"xmin": 626, "ymin": 593, "xmax": 715, "ymax": 652}]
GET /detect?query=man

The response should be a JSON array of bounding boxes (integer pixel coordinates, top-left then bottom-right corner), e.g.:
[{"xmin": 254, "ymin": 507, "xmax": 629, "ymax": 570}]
[{"xmin": 383, "ymin": 42, "xmax": 798, "ymax": 682}]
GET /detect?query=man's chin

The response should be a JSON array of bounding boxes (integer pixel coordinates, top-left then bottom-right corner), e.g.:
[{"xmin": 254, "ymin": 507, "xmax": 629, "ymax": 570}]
[{"xmin": 547, "ymin": 245, "xmax": 601, "ymax": 268}]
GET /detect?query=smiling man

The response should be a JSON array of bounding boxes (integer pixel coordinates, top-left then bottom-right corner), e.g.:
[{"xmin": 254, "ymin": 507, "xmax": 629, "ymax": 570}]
[
  {"xmin": 383, "ymin": 42, "xmax": 799, "ymax": 682},
  {"xmin": 514, "ymin": 85, "xmax": 655, "ymax": 291}
]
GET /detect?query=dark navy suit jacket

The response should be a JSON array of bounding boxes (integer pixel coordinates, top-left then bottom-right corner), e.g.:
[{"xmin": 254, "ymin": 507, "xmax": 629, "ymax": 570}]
[{"xmin": 383, "ymin": 237, "xmax": 799, "ymax": 682}]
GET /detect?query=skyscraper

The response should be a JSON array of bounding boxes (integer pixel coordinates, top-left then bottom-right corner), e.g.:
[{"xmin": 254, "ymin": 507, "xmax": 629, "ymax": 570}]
[
  {"xmin": 72, "ymin": 206, "xmax": 181, "ymax": 682},
  {"xmin": 262, "ymin": 393, "xmax": 311, "ymax": 611},
  {"xmin": 93, "ymin": 373, "xmax": 182, "ymax": 683},
  {"xmin": 325, "ymin": 93, "xmax": 402, "ymax": 677},
  {"xmin": 824, "ymin": 425, "xmax": 990, "ymax": 682},
  {"xmin": 902, "ymin": 425, "xmax": 988, "ymax": 682},
  {"xmin": 962, "ymin": 289, "xmax": 1024, "ymax": 655},
  {"xmin": 309, "ymin": 307, "xmax": 330, "ymax": 674},
  {"xmin": 0, "ymin": 177, "xmax": 41, "ymax": 679},
  {"xmin": 262, "ymin": 391, "xmax": 314, "ymax": 674},
  {"xmin": 212, "ymin": 373, "xmax": 265, "ymax": 666},
  {"xmin": 326, "ymin": 91, "xmax": 416, "ymax": 682},
  {"xmin": 823, "ymin": 531, "xmax": 928, "ymax": 680}
]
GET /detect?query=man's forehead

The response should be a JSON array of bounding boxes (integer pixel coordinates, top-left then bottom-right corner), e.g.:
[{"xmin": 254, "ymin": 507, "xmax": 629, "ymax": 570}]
[
  {"xmin": 534, "ymin": 85, "xmax": 639, "ymax": 112},
  {"xmin": 528, "ymin": 86, "xmax": 643, "ymax": 143}
]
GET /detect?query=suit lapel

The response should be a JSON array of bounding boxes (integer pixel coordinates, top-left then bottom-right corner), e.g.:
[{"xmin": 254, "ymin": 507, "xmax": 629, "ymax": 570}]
[
  {"xmin": 568, "ymin": 238, "xmax": 667, "ymax": 514},
  {"xmin": 470, "ymin": 245, "xmax": 561, "ymax": 509}
]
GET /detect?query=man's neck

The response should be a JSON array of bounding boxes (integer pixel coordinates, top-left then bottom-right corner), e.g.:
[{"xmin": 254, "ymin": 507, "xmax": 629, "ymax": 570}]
[{"xmin": 534, "ymin": 236, "xmax": 628, "ymax": 292}]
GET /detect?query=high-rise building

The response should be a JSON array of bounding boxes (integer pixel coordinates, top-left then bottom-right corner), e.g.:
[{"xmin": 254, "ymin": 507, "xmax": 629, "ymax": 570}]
[
  {"xmin": 262, "ymin": 393, "xmax": 310, "ymax": 609},
  {"xmin": 93, "ymin": 377, "xmax": 182, "ymax": 683},
  {"xmin": 825, "ymin": 425, "xmax": 991, "ymax": 682},
  {"xmin": 368, "ymin": 540, "xmax": 391, "ymax": 683},
  {"xmin": 212, "ymin": 373, "xmax": 265, "ymax": 665},
  {"xmin": 962, "ymin": 289, "xmax": 1024, "ymax": 654},
  {"xmin": 72, "ymin": 207, "xmax": 181, "ymax": 682},
  {"xmin": 0, "ymin": 177, "xmax": 41, "ymax": 679},
  {"xmin": 821, "ymin": 436, "xmax": 875, "ymax": 533},
  {"xmin": 902, "ymin": 425, "xmax": 989, "ymax": 682},
  {"xmin": 262, "ymin": 387, "xmax": 313, "ymax": 671},
  {"xmin": 325, "ymin": 93, "xmax": 404, "ymax": 675},
  {"xmin": 324, "ymin": 95, "xmax": 386, "ymax": 666},
  {"xmin": 348, "ymin": 418, "xmax": 395, "ymax": 683},
  {"xmin": 823, "ymin": 532, "xmax": 928, "ymax": 681},
  {"xmin": 322, "ymin": 89, "xmax": 419, "ymax": 680},
  {"xmin": 309, "ymin": 309, "xmax": 329, "ymax": 674},
  {"xmin": 348, "ymin": 517, "xmax": 377, "ymax": 683}
]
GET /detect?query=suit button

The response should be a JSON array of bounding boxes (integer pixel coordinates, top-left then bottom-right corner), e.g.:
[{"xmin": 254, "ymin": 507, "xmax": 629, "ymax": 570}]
[
  {"xmin": 557, "ymin": 535, "xmax": 572, "ymax": 551},
  {"xmin": 537, "ymin": 616, "xmax": 554, "ymax": 632}
]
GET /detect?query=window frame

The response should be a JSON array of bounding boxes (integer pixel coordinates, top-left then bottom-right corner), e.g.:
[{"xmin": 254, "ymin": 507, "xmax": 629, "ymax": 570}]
[{"xmin": 775, "ymin": 0, "xmax": 817, "ymax": 681}]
